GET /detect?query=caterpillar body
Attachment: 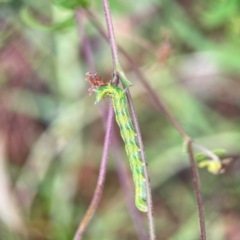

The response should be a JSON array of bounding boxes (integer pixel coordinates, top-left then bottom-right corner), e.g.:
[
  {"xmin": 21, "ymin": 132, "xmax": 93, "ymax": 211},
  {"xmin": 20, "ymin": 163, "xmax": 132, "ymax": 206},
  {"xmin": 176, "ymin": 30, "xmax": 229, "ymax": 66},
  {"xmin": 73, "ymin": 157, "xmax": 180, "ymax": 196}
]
[{"xmin": 95, "ymin": 84, "xmax": 148, "ymax": 212}]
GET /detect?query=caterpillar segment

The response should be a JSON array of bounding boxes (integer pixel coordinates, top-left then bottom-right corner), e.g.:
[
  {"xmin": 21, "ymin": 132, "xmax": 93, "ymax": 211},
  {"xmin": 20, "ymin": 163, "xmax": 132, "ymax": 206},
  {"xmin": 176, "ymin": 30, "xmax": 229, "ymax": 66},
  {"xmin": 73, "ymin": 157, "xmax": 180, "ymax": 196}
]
[{"xmin": 95, "ymin": 85, "xmax": 148, "ymax": 212}]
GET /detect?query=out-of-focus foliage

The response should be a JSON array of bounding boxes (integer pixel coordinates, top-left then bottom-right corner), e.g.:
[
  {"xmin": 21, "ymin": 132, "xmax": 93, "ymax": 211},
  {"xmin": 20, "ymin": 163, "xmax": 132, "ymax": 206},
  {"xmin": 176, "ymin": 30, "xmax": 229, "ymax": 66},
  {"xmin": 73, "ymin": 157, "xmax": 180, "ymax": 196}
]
[
  {"xmin": 52, "ymin": 0, "xmax": 89, "ymax": 9},
  {"xmin": 0, "ymin": 0, "xmax": 240, "ymax": 239},
  {"xmin": 20, "ymin": 7, "xmax": 75, "ymax": 32}
]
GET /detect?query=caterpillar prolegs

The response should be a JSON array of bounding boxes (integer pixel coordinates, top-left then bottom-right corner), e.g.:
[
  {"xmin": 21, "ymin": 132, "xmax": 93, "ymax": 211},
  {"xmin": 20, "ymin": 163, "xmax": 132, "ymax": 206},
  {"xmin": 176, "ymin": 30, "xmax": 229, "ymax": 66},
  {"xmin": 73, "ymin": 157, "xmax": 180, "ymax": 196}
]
[{"xmin": 86, "ymin": 73, "xmax": 148, "ymax": 212}]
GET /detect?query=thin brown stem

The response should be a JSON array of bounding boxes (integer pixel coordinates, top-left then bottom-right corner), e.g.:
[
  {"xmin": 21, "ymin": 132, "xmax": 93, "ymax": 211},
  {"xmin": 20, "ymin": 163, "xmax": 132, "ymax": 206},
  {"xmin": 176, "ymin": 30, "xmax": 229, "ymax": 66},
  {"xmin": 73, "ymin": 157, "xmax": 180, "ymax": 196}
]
[
  {"xmin": 126, "ymin": 89, "xmax": 156, "ymax": 240},
  {"xmin": 100, "ymin": 1, "xmax": 132, "ymax": 87},
  {"xmin": 101, "ymin": 0, "xmax": 120, "ymax": 69},
  {"xmin": 73, "ymin": 103, "xmax": 115, "ymax": 240},
  {"xmin": 118, "ymin": 53, "xmax": 188, "ymax": 139},
  {"xmin": 187, "ymin": 140, "xmax": 207, "ymax": 240}
]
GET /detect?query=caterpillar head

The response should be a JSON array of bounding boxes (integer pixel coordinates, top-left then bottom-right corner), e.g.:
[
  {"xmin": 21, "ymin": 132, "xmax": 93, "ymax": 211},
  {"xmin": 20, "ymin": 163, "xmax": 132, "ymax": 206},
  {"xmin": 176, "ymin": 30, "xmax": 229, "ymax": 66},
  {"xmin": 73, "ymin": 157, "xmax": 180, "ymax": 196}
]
[
  {"xmin": 95, "ymin": 85, "xmax": 115, "ymax": 104},
  {"xmin": 85, "ymin": 72, "xmax": 121, "ymax": 104}
]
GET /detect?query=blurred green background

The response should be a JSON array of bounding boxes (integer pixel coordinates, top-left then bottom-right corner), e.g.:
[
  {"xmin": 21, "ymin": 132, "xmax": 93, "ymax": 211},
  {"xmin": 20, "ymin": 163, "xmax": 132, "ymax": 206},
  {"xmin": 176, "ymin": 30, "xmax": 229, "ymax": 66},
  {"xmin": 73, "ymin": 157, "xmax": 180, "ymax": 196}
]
[{"xmin": 0, "ymin": 0, "xmax": 240, "ymax": 239}]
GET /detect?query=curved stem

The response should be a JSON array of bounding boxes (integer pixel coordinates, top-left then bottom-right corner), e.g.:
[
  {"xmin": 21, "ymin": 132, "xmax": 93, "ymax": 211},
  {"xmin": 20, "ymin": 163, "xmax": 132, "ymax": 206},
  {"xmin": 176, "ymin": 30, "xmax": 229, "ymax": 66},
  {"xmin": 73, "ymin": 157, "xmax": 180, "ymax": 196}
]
[
  {"xmin": 126, "ymin": 89, "xmax": 156, "ymax": 240},
  {"xmin": 73, "ymin": 103, "xmax": 114, "ymax": 240},
  {"xmin": 101, "ymin": 0, "xmax": 120, "ymax": 69},
  {"xmin": 101, "ymin": 0, "xmax": 132, "ymax": 87},
  {"xmin": 187, "ymin": 140, "xmax": 207, "ymax": 240},
  {"xmin": 119, "ymin": 53, "xmax": 188, "ymax": 139}
]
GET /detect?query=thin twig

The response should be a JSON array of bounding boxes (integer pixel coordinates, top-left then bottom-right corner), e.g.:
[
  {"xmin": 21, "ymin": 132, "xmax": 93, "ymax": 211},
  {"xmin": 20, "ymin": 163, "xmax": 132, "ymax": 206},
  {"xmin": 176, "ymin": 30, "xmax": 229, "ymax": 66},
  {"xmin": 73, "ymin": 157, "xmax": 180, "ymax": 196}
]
[
  {"xmin": 126, "ymin": 89, "xmax": 156, "ymax": 240},
  {"xmin": 101, "ymin": 1, "xmax": 132, "ymax": 87},
  {"xmin": 101, "ymin": 0, "xmax": 120, "ymax": 69},
  {"xmin": 117, "ymin": 53, "xmax": 188, "ymax": 139},
  {"xmin": 73, "ymin": 8, "xmax": 116, "ymax": 239},
  {"xmin": 73, "ymin": 102, "xmax": 115, "ymax": 240},
  {"xmin": 187, "ymin": 140, "xmax": 207, "ymax": 240}
]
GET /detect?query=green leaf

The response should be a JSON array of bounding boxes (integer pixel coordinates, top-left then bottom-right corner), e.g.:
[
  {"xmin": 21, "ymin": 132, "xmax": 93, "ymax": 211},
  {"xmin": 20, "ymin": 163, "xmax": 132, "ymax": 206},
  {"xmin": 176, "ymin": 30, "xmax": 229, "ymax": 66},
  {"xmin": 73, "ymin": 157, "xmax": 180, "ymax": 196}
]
[
  {"xmin": 195, "ymin": 148, "xmax": 226, "ymax": 161},
  {"xmin": 195, "ymin": 153, "xmax": 209, "ymax": 161},
  {"xmin": 52, "ymin": 0, "xmax": 89, "ymax": 10},
  {"xmin": 212, "ymin": 149, "xmax": 226, "ymax": 157},
  {"xmin": 20, "ymin": 7, "xmax": 75, "ymax": 32},
  {"xmin": 202, "ymin": 0, "xmax": 238, "ymax": 28}
]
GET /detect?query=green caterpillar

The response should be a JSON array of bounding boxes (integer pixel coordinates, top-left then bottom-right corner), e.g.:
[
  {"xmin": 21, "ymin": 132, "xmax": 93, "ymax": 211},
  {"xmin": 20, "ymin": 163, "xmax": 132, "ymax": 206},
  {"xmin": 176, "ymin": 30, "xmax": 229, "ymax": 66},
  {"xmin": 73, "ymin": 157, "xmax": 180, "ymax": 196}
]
[{"xmin": 95, "ymin": 84, "xmax": 148, "ymax": 212}]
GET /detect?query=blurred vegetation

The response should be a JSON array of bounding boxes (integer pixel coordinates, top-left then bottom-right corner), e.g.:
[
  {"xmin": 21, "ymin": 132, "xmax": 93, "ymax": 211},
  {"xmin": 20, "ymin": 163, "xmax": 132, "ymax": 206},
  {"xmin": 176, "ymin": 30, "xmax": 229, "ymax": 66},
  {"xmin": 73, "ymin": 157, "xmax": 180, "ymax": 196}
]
[{"xmin": 0, "ymin": 0, "xmax": 240, "ymax": 239}]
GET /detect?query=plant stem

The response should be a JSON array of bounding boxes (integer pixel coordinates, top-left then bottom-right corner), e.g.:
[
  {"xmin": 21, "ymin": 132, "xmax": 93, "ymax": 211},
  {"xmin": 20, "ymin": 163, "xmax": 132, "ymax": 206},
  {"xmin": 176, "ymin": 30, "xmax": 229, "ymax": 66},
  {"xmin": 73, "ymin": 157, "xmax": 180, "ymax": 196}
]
[
  {"xmin": 187, "ymin": 140, "xmax": 207, "ymax": 240},
  {"xmin": 126, "ymin": 89, "xmax": 156, "ymax": 240},
  {"xmin": 101, "ymin": 0, "xmax": 132, "ymax": 87},
  {"xmin": 101, "ymin": 0, "xmax": 120, "ymax": 69},
  {"xmin": 73, "ymin": 103, "xmax": 115, "ymax": 240}
]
